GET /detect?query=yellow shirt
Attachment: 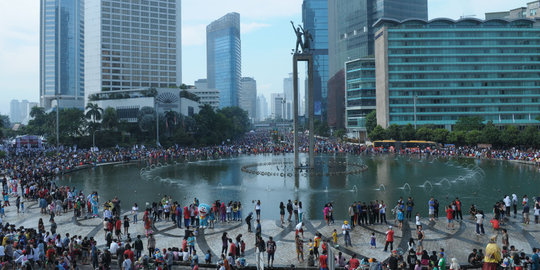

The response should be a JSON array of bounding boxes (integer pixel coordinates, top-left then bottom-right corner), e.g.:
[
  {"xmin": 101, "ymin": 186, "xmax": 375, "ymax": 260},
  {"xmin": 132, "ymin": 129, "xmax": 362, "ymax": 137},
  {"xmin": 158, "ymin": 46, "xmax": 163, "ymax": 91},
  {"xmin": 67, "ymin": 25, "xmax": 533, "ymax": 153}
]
[
  {"xmin": 484, "ymin": 243, "xmax": 501, "ymax": 263},
  {"xmin": 332, "ymin": 232, "xmax": 338, "ymax": 243}
]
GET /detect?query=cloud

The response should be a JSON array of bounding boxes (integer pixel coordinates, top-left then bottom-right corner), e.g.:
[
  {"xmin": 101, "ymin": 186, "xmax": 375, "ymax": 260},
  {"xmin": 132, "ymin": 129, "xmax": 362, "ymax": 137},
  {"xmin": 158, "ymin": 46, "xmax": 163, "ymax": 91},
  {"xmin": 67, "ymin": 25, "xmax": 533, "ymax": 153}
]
[
  {"xmin": 241, "ymin": 22, "xmax": 271, "ymax": 34},
  {"xmin": 428, "ymin": 0, "xmax": 531, "ymax": 19},
  {"xmin": 182, "ymin": 0, "xmax": 302, "ymax": 22},
  {"xmin": 182, "ymin": 24, "xmax": 207, "ymax": 46}
]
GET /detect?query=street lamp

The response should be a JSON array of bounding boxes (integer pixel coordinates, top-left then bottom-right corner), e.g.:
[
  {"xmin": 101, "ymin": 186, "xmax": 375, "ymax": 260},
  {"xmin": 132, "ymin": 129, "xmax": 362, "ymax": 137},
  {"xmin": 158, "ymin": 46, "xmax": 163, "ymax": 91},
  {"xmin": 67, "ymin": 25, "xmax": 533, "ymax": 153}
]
[
  {"xmin": 154, "ymin": 98, "xmax": 161, "ymax": 147},
  {"xmin": 55, "ymin": 95, "xmax": 61, "ymax": 150}
]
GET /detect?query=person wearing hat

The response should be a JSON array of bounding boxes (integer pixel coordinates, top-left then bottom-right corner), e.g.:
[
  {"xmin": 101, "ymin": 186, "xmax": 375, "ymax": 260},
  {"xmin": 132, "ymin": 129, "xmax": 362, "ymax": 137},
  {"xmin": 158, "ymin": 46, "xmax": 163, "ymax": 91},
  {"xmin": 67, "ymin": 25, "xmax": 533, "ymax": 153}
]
[
  {"xmin": 341, "ymin": 220, "xmax": 352, "ymax": 247},
  {"xmin": 483, "ymin": 235, "xmax": 501, "ymax": 270}
]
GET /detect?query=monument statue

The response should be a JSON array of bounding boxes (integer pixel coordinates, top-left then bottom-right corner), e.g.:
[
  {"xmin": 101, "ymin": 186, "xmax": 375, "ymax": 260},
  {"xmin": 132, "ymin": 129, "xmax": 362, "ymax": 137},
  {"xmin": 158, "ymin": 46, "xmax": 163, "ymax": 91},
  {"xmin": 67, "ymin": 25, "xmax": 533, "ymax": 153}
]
[
  {"xmin": 291, "ymin": 21, "xmax": 304, "ymax": 53},
  {"xmin": 299, "ymin": 25, "xmax": 313, "ymax": 52}
]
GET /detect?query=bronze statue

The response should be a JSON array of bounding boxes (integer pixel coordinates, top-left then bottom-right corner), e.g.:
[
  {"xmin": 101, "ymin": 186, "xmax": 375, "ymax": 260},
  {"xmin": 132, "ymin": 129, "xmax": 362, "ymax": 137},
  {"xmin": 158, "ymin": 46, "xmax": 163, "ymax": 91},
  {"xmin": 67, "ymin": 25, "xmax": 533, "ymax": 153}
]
[
  {"xmin": 291, "ymin": 21, "xmax": 304, "ymax": 53},
  {"xmin": 299, "ymin": 25, "xmax": 313, "ymax": 52}
]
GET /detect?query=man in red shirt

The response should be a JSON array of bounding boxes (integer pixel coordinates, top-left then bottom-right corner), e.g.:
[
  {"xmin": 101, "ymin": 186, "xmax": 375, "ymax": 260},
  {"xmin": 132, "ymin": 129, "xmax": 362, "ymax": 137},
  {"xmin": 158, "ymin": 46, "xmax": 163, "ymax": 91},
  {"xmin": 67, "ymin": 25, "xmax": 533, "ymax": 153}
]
[
  {"xmin": 446, "ymin": 205, "xmax": 455, "ymax": 230},
  {"xmin": 349, "ymin": 254, "xmax": 360, "ymax": 269},
  {"xmin": 319, "ymin": 250, "xmax": 328, "ymax": 270},
  {"xmin": 229, "ymin": 239, "xmax": 237, "ymax": 259},
  {"xmin": 384, "ymin": 226, "xmax": 394, "ymax": 252}
]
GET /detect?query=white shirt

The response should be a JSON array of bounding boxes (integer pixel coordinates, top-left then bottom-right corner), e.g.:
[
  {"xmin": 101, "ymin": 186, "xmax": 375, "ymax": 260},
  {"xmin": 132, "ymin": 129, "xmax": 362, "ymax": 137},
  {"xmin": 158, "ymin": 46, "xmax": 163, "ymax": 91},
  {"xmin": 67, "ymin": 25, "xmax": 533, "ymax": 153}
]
[
  {"xmin": 110, "ymin": 242, "xmax": 119, "ymax": 254},
  {"xmin": 122, "ymin": 258, "xmax": 132, "ymax": 270},
  {"xmin": 0, "ymin": 245, "xmax": 4, "ymax": 256},
  {"xmin": 342, "ymin": 224, "xmax": 351, "ymax": 235},
  {"xmin": 475, "ymin": 213, "xmax": 484, "ymax": 224},
  {"xmin": 132, "ymin": 206, "xmax": 138, "ymax": 214},
  {"xmin": 503, "ymin": 196, "xmax": 511, "ymax": 207},
  {"xmin": 416, "ymin": 215, "xmax": 421, "ymax": 226}
]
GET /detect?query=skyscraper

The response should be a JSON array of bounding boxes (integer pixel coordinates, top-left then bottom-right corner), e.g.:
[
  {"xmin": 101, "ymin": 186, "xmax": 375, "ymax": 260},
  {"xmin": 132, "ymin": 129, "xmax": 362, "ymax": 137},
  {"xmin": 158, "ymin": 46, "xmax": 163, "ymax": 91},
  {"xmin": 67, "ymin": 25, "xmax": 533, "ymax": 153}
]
[
  {"xmin": 283, "ymin": 73, "xmax": 294, "ymax": 120},
  {"xmin": 256, "ymin": 95, "xmax": 268, "ymax": 121},
  {"xmin": 271, "ymin": 93, "xmax": 285, "ymax": 119},
  {"xmin": 302, "ymin": 0, "xmax": 328, "ymax": 118},
  {"xmin": 207, "ymin": 13, "xmax": 242, "ymax": 108},
  {"xmin": 40, "ymin": 0, "xmax": 85, "ymax": 109},
  {"xmin": 84, "ymin": 0, "xmax": 182, "ymax": 104},
  {"xmin": 239, "ymin": 77, "xmax": 257, "ymax": 120},
  {"xmin": 328, "ymin": 0, "xmax": 428, "ymax": 131}
]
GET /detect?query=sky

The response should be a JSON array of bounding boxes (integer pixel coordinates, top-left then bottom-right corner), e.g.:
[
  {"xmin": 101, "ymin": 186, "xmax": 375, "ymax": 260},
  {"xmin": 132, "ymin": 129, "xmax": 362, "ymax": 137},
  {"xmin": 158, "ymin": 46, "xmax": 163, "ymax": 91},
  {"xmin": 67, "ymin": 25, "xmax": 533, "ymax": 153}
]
[{"xmin": 0, "ymin": 0, "xmax": 534, "ymax": 116}]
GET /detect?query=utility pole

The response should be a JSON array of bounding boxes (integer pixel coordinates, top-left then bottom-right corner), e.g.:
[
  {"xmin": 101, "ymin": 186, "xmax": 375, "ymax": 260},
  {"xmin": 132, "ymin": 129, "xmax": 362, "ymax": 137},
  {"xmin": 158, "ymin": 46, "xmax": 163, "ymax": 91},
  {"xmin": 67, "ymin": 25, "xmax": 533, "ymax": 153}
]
[{"xmin": 56, "ymin": 95, "xmax": 60, "ymax": 150}]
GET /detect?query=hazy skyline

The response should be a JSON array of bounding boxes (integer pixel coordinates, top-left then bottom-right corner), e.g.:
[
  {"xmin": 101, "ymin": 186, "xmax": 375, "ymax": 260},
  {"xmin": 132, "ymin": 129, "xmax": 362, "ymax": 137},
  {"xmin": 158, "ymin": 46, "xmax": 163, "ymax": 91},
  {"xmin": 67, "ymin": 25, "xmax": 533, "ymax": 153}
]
[{"xmin": 0, "ymin": 0, "xmax": 533, "ymax": 115}]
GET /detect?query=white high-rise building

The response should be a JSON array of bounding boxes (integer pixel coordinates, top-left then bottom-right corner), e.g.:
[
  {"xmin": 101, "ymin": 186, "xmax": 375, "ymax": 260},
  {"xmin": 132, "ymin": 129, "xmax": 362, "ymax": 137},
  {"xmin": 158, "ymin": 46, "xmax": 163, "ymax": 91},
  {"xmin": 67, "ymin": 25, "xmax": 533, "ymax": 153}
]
[
  {"xmin": 239, "ymin": 77, "xmax": 257, "ymax": 120},
  {"xmin": 271, "ymin": 93, "xmax": 285, "ymax": 120},
  {"xmin": 256, "ymin": 95, "xmax": 268, "ymax": 121},
  {"xmin": 85, "ymin": 0, "xmax": 182, "ymax": 105}
]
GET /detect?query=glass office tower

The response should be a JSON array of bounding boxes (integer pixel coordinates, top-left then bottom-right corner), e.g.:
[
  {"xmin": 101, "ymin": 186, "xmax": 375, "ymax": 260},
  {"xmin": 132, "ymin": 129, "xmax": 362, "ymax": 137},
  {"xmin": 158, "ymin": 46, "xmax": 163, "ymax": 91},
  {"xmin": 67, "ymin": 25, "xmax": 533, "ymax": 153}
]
[
  {"xmin": 302, "ymin": 0, "xmax": 329, "ymax": 117},
  {"xmin": 84, "ymin": 0, "xmax": 182, "ymax": 104},
  {"xmin": 40, "ymin": 0, "xmax": 85, "ymax": 109},
  {"xmin": 329, "ymin": 0, "xmax": 427, "ymax": 130},
  {"xmin": 375, "ymin": 18, "xmax": 540, "ymax": 129},
  {"xmin": 207, "ymin": 13, "xmax": 242, "ymax": 108}
]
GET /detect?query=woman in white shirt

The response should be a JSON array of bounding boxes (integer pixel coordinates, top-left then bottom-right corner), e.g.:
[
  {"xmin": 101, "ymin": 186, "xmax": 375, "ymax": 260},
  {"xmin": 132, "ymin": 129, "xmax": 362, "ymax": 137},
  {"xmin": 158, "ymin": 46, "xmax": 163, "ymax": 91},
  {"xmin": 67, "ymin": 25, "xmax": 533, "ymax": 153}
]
[
  {"xmin": 255, "ymin": 200, "xmax": 261, "ymax": 220},
  {"xmin": 132, "ymin": 203, "xmax": 139, "ymax": 224}
]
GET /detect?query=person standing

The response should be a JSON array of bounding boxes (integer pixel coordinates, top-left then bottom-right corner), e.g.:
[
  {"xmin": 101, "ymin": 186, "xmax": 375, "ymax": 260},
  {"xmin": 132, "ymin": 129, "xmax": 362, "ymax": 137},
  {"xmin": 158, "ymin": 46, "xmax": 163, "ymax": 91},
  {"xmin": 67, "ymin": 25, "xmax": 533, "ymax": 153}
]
[
  {"xmin": 295, "ymin": 235, "xmax": 304, "ymax": 262},
  {"xmin": 342, "ymin": 221, "xmax": 352, "ymax": 247},
  {"xmin": 532, "ymin": 248, "xmax": 539, "ymax": 270},
  {"xmin": 512, "ymin": 194, "xmax": 518, "ymax": 218},
  {"xmin": 384, "ymin": 226, "xmax": 394, "ymax": 252},
  {"xmin": 279, "ymin": 202, "xmax": 285, "ymax": 226},
  {"xmin": 348, "ymin": 204, "xmax": 355, "ymax": 228},
  {"xmin": 298, "ymin": 201, "xmax": 304, "ymax": 223},
  {"xmin": 255, "ymin": 200, "xmax": 261, "ymax": 220},
  {"xmin": 266, "ymin": 236, "xmax": 276, "ymax": 268},
  {"xmin": 406, "ymin": 197, "xmax": 414, "ymax": 221},
  {"xmin": 455, "ymin": 198, "xmax": 463, "ymax": 221},
  {"xmin": 147, "ymin": 234, "xmax": 155, "ymax": 257},
  {"xmin": 134, "ymin": 235, "xmax": 143, "ymax": 260},
  {"xmin": 483, "ymin": 235, "xmax": 501, "ymax": 270},
  {"xmin": 319, "ymin": 250, "xmax": 328, "ymax": 270},
  {"xmin": 246, "ymin": 212, "xmax": 253, "ymax": 232},
  {"xmin": 428, "ymin": 198, "xmax": 435, "ymax": 222},
  {"xmin": 287, "ymin": 200, "xmax": 293, "ymax": 222},
  {"xmin": 475, "ymin": 210, "xmax": 485, "ymax": 235},
  {"xmin": 132, "ymin": 203, "xmax": 138, "ymax": 224},
  {"xmin": 255, "ymin": 235, "xmax": 265, "ymax": 270},
  {"xmin": 380, "ymin": 201, "xmax": 387, "ymax": 224},
  {"xmin": 417, "ymin": 225, "xmax": 425, "ymax": 253}
]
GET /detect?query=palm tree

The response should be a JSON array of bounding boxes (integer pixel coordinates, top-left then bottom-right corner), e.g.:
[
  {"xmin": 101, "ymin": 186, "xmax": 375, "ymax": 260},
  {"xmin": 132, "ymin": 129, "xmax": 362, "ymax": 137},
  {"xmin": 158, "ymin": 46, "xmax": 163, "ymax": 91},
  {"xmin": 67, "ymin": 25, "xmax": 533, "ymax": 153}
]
[{"xmin": 85, "ymin": 103, "xmax": 103, "ymax": 124}]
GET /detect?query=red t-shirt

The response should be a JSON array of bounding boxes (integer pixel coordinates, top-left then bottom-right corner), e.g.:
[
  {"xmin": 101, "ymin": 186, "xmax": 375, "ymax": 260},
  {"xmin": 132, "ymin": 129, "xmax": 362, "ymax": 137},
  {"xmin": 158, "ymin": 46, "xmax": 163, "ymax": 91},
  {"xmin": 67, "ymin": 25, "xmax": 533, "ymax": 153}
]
[
  {"xmin": 490, "ymin": 219, "xmax": 499, "ymax": 229},
  {"xmin": 446, "ymin": 208, "xmax": 453, "ymax": 220},
  {"xmin": 386, "ymin": 230, "xmax": 394, "ymax": 242},
  {"xmin": 350, "ymin": 258, "xmax": 360, "ymax": 269},
  {"xmin": 319, "ymin": 254, "xmax": 328, "ymax": 269}
]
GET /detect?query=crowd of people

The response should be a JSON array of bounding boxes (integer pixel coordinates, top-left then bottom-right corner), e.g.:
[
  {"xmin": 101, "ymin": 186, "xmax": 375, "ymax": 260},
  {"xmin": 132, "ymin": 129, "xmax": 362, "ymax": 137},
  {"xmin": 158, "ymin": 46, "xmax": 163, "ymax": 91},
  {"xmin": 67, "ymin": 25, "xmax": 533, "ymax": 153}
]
[{"xmin": 2, "ymin": 131, "xmax": 540, "ymax": 269}]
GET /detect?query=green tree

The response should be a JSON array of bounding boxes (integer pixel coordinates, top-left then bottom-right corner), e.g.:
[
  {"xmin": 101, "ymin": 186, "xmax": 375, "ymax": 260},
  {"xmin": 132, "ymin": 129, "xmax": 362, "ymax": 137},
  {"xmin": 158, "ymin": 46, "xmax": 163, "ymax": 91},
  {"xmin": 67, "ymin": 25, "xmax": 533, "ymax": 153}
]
[
  {"xmin": 432, "ymin": 128, "xmax": 450, "ymax": 143},
  {"xmin": 85, "ymin": 103, "xmax": 103, "ymax": 124},
  {"xmin": 369, "ymin": 125, "xmax": 385, "ymax": 141},
  {"xmin": 518, "ymin": 126, "xmax": 539, "ymax": 147},
  {"xmin": 499, "ymin": 125, "xmax": 519, "ymax": 147},
  {"xmin": 447, "ymin": 130, "xmax": 467, "ymax": 145},
  {"xmin": 416, "ymin": 127, "xmax": 434, "ymax": 141},
  {"xmin": 385, "ymin": 124, "xmax": 401, "ymax": 140},
  {"xmin": 365, "ymin": 110, "xmax": 377, "ymax": 134},
  {"xmin": 334, "ymin": 128, "xmax": 346, "ymax": 140},
  {"xmin": 453, "ymin": 116, "xmax": 484, "ymax": 132},
  {"xmin": 401, "ymin": 124, "xmax": 416, "ymax": 141},
  {"xmin": 465, "ymin": 130, "xmax": 482, "ymax": 146},
  {"xmin": 102, "ymin": 107, "xmax": 118, "ymax": 130},
  {"xmin": 218, "ymin": 107, "xmax": 250, "ymax": 138},
  {"xmin": 481, "ymin": 121, "xmax": 501, "ymax": 146}
]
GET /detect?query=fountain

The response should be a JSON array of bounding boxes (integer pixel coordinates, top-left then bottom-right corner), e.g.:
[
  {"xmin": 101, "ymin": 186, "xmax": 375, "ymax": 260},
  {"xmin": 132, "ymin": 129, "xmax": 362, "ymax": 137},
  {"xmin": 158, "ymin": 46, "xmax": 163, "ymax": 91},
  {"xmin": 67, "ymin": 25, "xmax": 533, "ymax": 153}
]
[
  {"xmin": 398, "ymin": 183, "xmax": 412, "ymax": 192},
  {"xmin": 374, "ymin": 184, "xmax": 386, "ymax": 192},
  {"xmin": 436, "ymin": 178, "xmax": 452, "ymax": 189},
  {"xmin": 217, "ymin": 183, "xmax": 224, "ymax": 189},
  {"xmin": 419, "ymin": 180, "xmax": 433, "ymax": 192},
  {"xmin": 324, "ymin": 186, "xmax": 328, "ymax": 193},
  {"xmin": 351, "ymin": 185, "xmax": 358, "ymax": 193}
]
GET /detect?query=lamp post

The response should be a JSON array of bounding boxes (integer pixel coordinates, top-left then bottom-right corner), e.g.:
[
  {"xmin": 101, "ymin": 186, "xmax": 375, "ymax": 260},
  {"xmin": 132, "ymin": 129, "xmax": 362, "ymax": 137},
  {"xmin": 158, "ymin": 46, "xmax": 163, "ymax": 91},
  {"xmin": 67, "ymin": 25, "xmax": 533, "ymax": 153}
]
[
  {"xmin": 155, "ymin": 98, "xmax": 160, "ymax": 147},
  {"xmin": 413, "ymin": 94, "xmax": 417, "ymax": 129},
  {"xmin": 55, "ymin": 95, "xmax": 60, "ymax": 150}
]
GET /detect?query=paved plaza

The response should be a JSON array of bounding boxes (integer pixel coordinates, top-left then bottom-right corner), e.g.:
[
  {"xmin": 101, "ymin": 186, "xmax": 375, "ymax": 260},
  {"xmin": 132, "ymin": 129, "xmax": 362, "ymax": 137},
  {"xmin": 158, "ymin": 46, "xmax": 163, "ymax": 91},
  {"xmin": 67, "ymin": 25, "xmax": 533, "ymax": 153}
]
[{"xmin": 6, "ymin": 197, "xmax": 540, "ymax": 268}]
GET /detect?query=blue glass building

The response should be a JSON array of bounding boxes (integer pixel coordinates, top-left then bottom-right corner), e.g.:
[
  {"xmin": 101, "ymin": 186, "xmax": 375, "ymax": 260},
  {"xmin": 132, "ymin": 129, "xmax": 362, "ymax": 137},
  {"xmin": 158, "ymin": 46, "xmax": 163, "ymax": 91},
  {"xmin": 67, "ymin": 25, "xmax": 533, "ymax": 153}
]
[
  {"xmin": 40, "ymin": 0, "xmax": 84, "ymax": 109},
  {"xmin": 207, "ymin": 13, "xmax": 242, "ymax": 108},
  {"xmin": 374, "ymin": 18, "xmax": 540, "ymax": 129},
  {"xmin": 302, "ymin": 0, "xmax": 328, "ymax": 117},
  {"xmin": 330, "ymin": 0, "xmax": 427, "ymax": 131}
]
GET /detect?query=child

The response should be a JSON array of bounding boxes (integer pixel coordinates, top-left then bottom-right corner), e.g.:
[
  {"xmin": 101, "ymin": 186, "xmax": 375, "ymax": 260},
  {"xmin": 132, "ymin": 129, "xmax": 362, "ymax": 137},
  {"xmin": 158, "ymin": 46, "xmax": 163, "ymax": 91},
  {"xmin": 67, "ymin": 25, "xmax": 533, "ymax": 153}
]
[
  {"xmin": 490, "ymin": 218, "xmax": 500, "ymax": 232},
  {"xmin": 205, "ymin": 249, "xmax": 212, "ymax": 264},
  {"xmin": 370, "ymin": 232, "xmax": 376, "ymax": 248},
  {"xmin": 240, "ymin": 240, "xmax": 246, "ymax": 256},
  {"xmin": 332, "ymin": 229, "xmax": 338, "ymax": 247}
]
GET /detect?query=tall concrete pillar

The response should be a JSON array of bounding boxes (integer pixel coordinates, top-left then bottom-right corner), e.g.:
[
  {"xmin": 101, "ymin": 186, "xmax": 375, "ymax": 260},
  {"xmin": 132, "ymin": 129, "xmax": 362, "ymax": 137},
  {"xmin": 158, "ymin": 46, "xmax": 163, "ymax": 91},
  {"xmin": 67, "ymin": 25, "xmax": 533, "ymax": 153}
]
[{"xmin": 292, "ymin": 54, "xmax": 314, "ymax": 169}]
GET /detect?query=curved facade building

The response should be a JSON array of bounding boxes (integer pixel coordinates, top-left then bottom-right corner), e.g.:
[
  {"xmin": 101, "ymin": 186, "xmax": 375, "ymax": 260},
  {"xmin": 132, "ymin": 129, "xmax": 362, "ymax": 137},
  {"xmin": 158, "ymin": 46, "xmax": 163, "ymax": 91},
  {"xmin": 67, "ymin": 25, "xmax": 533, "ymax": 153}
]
[{"xmin": 374, "ymin": 18, "xmax": 540, "ymax": 129}]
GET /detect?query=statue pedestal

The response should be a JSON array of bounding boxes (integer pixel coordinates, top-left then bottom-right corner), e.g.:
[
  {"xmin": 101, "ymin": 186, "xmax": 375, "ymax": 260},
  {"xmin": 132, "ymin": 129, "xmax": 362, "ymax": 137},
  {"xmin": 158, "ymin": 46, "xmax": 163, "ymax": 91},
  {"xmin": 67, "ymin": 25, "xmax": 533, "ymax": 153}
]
[{"xmin": 292, "ymin": 53, "xmax": 314, "ymax": 170}]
